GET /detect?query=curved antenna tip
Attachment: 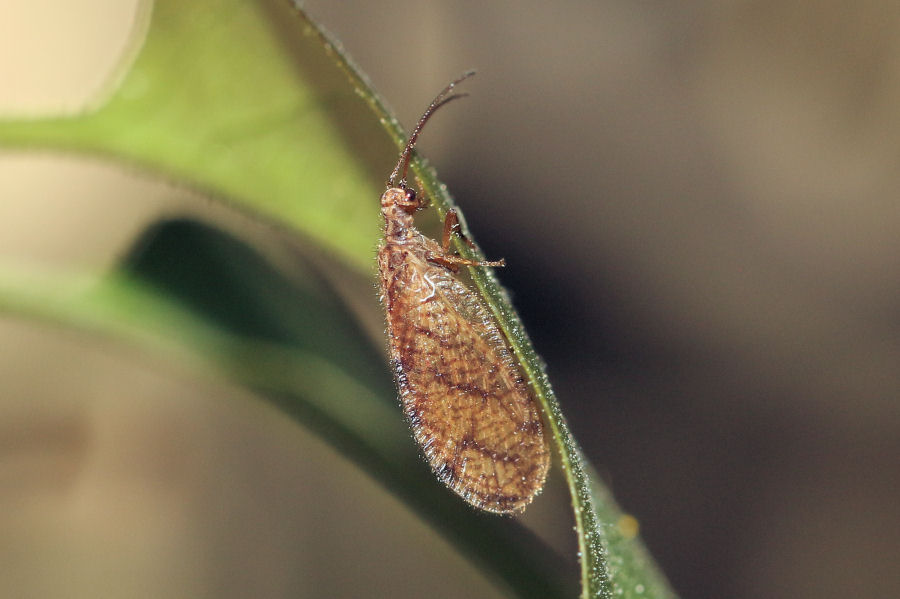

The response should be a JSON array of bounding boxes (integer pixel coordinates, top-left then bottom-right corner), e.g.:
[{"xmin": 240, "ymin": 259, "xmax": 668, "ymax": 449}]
[{"xmin": 388, "ymin": 71, "xmax": 477, "ymax": 188}]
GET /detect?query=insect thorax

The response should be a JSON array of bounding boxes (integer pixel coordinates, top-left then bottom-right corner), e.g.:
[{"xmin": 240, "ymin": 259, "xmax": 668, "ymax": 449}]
[{"xmin": 380, "ymin": 188, "xmax": 417, "ymax": 242}]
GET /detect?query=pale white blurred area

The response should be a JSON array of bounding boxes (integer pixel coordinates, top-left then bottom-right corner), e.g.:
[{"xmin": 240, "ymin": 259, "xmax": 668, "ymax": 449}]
[{"xmin": 2, "ymin": 1, "xmax": 900, "ymax": 598}]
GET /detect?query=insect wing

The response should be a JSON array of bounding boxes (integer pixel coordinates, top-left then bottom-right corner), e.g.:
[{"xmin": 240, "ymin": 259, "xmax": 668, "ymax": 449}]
[{"xmin": 381, "ymin": 242, "xmax": 549, "ymax": 513}]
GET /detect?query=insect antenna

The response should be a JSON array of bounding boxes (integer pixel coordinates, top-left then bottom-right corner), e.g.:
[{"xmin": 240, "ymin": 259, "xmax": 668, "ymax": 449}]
[{"xmin": 387, "ymin": 70, "xmax": 476, "ymax": 189}]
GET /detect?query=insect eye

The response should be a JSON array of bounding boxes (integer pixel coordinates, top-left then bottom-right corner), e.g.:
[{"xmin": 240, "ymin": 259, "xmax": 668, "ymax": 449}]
[{"xmin": 404, "ymin": 188, "xmax": 417, "ymax": 204}]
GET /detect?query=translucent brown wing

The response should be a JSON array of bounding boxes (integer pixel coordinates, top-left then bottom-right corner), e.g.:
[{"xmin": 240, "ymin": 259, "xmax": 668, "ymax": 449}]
[{"xmin": 379, "ymin": 236, "xmax": 549, "ymax": 514}]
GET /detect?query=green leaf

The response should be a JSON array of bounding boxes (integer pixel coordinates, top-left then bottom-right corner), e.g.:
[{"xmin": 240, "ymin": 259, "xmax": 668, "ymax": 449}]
[
  {"xmin": 0, "ymin": 0, "xmax": 386, "ymax": 272},
  {"xmin": 0, "ymin": 1, "xmax": 677, "ymax": 597}
]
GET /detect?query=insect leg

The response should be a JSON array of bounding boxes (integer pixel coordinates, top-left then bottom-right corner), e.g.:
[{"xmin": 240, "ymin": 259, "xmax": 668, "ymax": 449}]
[
  {"xmin": 429, "ymin": 209, "xmax": 505, "ymax": 269},
  {"xmin": 441, "ymin": 209, "xmax": 476, "ymax": 252}
]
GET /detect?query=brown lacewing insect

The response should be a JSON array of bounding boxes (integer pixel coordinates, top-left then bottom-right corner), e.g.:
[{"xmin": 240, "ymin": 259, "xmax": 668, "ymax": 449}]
[{"xmin": 378, "ymin": 72, "xmax": 549, "ymax": 514}]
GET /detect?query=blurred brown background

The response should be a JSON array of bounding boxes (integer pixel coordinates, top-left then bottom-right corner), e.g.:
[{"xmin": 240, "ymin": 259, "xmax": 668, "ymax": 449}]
[{"xmin": 2, "ymin": 1, "xmax": 899, "ymax": 597}]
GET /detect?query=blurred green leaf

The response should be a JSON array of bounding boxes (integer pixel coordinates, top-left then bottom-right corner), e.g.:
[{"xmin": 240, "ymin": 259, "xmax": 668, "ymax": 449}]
[{"xmin": 0, "ymin": 0, "xmax": 386, "ymax": 272}]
